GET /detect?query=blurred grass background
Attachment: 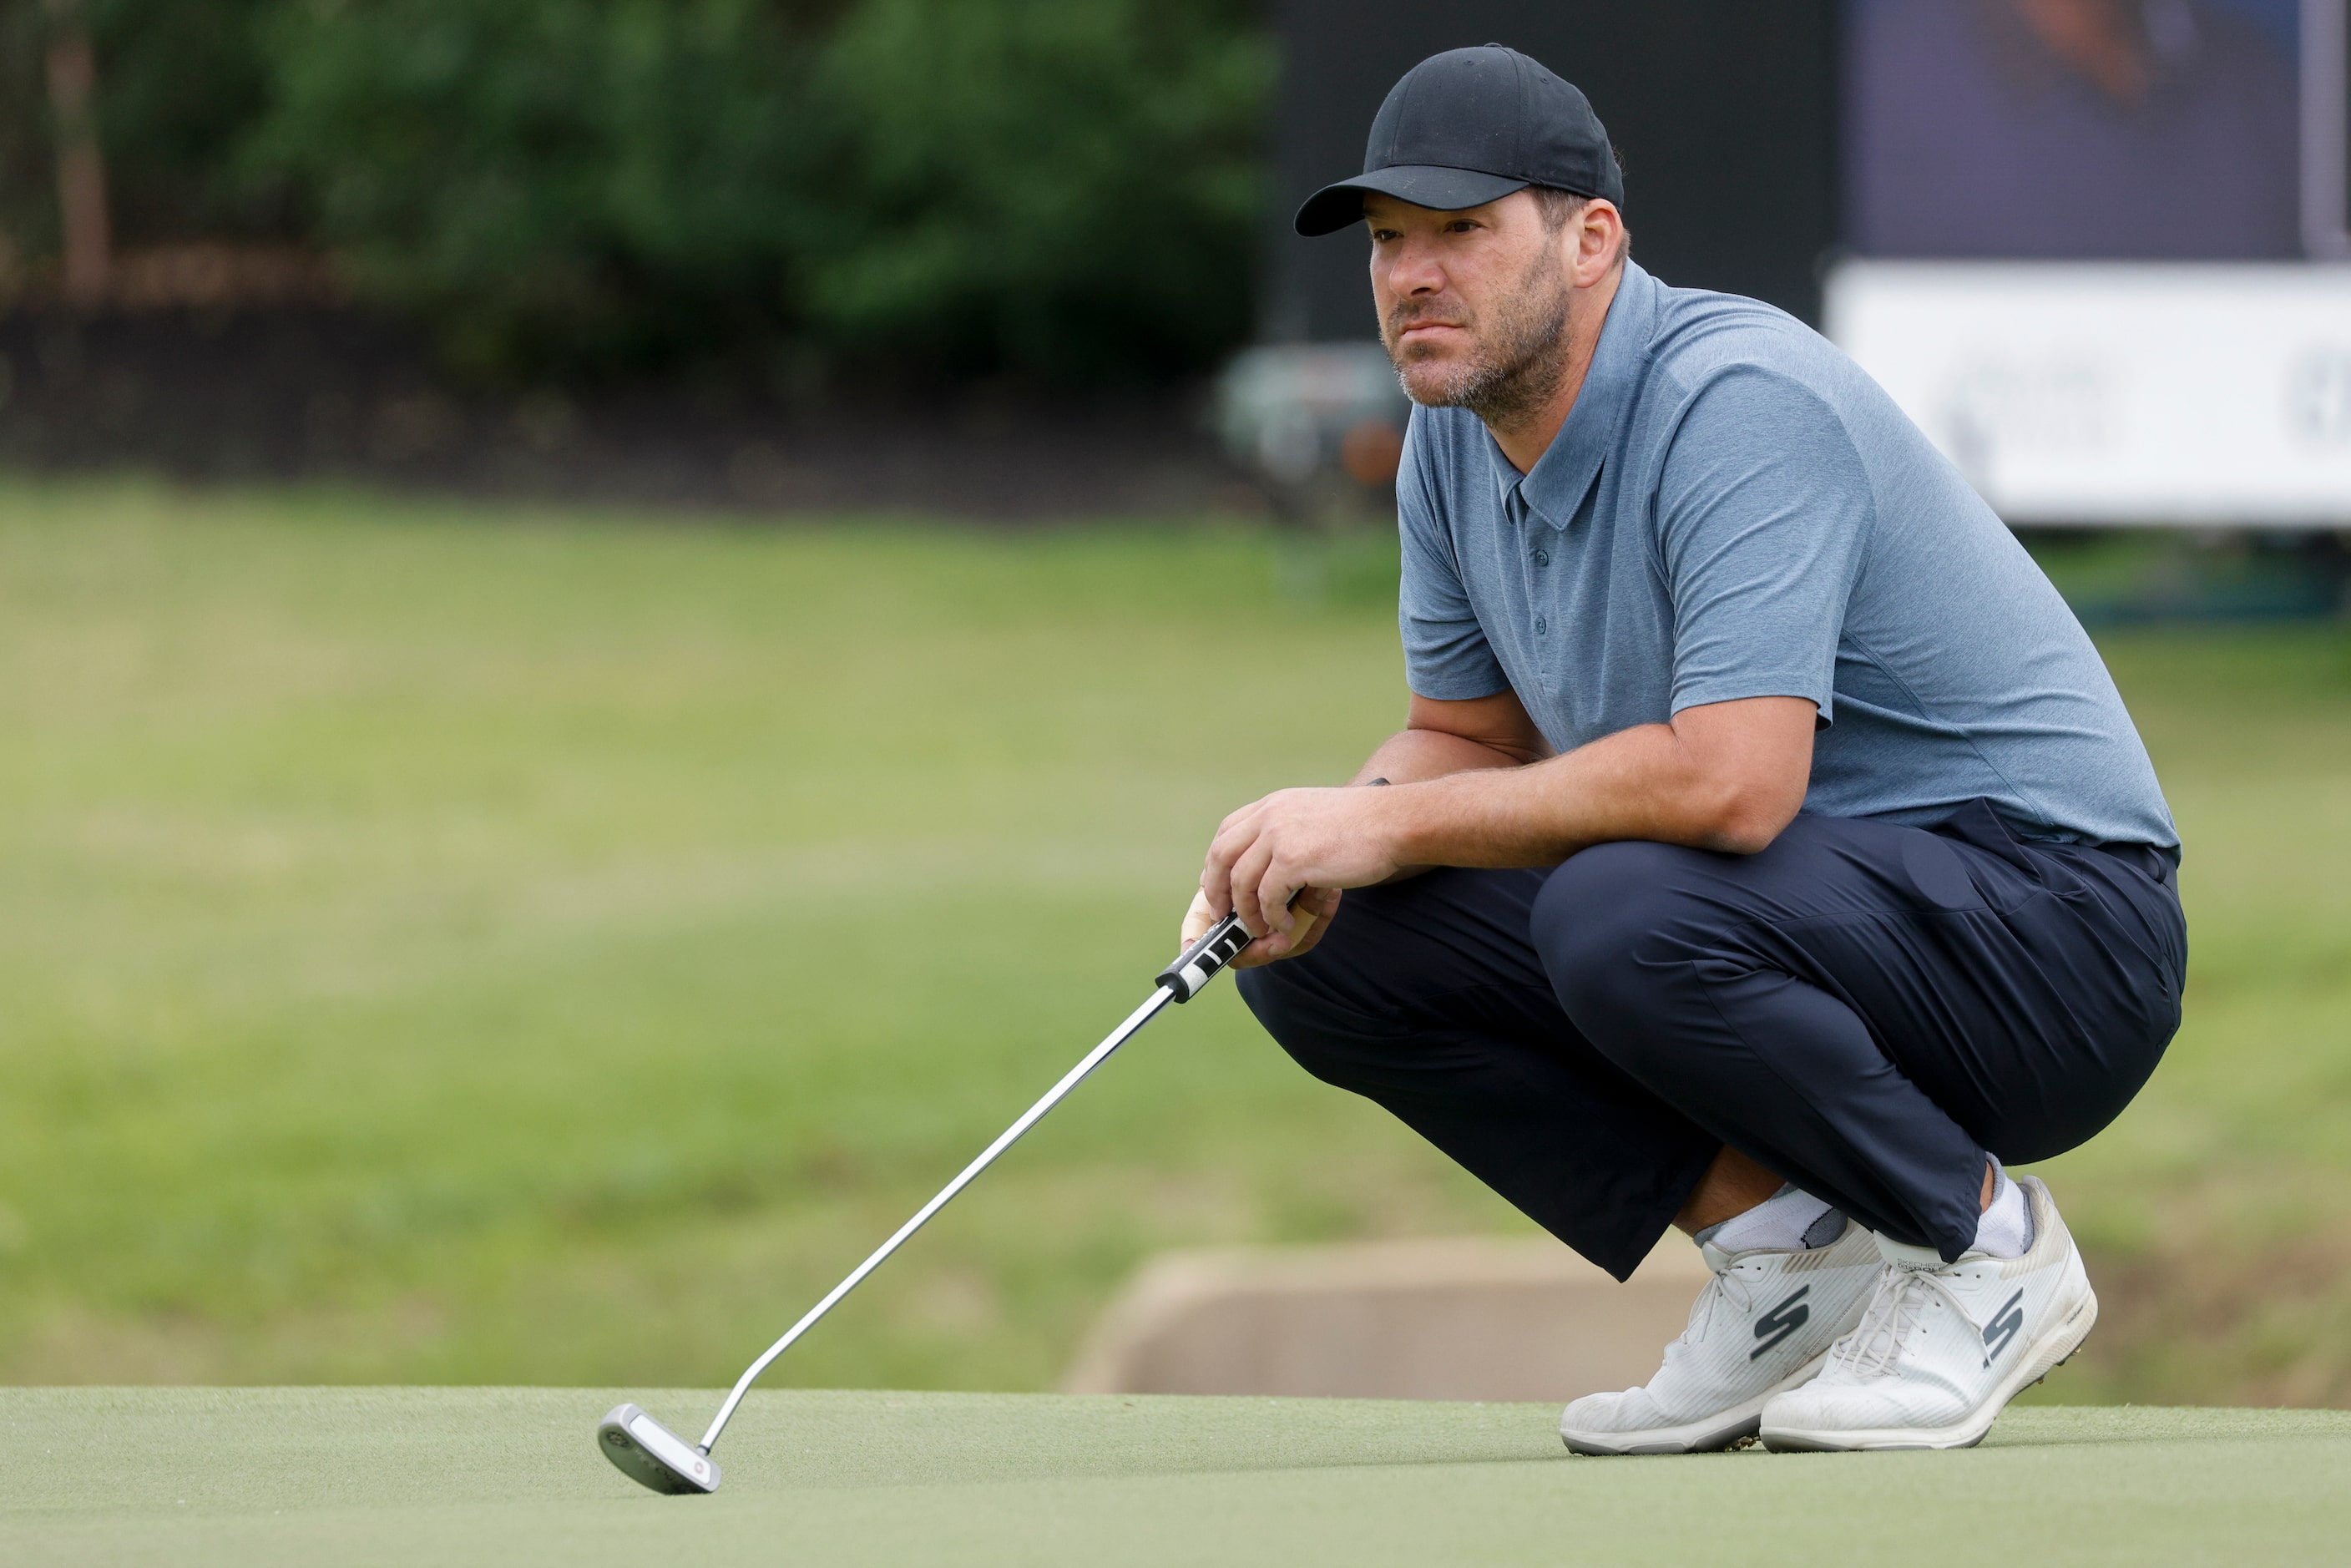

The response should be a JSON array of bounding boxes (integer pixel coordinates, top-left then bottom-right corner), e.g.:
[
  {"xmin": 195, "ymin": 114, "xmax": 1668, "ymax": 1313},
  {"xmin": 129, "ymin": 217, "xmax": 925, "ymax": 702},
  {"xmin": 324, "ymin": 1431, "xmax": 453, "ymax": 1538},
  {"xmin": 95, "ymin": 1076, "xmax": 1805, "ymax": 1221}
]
[{"xmin": 0, "ymin": 479, "xmax": 2343, "ymax": 1404}]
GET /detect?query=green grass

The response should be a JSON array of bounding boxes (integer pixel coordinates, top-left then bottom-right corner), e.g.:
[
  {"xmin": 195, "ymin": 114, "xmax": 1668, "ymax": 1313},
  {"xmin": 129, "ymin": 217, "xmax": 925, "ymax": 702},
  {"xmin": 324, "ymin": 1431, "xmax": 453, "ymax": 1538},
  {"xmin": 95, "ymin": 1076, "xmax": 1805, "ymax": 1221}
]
[
  {"xmin": 2, "ymin": 1388, "xmax": 2346, "ymax": 1565},
  {"xmin": 0, "ymin": 478, "xmax": 2344, "ymax": 1404}
]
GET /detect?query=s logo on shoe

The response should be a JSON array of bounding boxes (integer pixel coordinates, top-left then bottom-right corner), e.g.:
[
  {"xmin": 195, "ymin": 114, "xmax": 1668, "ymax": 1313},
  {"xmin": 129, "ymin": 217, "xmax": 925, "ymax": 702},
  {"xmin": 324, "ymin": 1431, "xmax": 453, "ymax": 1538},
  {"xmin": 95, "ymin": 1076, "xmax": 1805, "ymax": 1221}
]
[
  {"xmin": 1749, "ymin": 1286, "xmax": 1811, "ymax": 1360},
  {"xmin": 1981, "ymin": 1289, "xmax": 2025, "ymax": 1365}
]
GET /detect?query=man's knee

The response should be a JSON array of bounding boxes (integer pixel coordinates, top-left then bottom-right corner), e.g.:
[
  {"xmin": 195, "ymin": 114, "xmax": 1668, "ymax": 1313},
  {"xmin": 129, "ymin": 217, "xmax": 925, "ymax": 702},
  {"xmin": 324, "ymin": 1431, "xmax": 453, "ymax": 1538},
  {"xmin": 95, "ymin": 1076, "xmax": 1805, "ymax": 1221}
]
[
  {"xmin": 1233, "ymin": 961, "xmax": 1307, "ymax": 1047},
  {"xmin": 1531, "ymin": 841, "xmax": 1714, "ymax": 1045},
  {"xmin": 1234, "ymin": 959, "xmax": 1383, "ymax": 1090},
  {"xmin": 1238, "ymin": 866, "xmax": 1555, "ymax": 1092},
  {"xmin": 1230, "ymin": 901, "xmax": 1386, "ymax": 1058}
]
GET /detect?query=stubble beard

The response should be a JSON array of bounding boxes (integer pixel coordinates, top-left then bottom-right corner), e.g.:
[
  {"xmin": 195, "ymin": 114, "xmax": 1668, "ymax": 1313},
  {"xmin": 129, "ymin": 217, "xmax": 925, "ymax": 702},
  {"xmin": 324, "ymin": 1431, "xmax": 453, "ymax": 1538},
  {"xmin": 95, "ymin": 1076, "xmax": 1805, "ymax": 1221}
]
[{"xmin": 1382, "ymin": 245, "xmax": 1573, "ymax": 431}]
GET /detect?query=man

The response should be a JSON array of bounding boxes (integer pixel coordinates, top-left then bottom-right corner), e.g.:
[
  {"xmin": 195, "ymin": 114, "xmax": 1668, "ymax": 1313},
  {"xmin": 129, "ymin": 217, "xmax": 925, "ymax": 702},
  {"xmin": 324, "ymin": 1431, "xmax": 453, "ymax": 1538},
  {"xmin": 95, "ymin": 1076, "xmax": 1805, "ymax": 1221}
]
[{"xmin": 1183, "ymin": 45, "xmax": 2184, "ymax": 1454}]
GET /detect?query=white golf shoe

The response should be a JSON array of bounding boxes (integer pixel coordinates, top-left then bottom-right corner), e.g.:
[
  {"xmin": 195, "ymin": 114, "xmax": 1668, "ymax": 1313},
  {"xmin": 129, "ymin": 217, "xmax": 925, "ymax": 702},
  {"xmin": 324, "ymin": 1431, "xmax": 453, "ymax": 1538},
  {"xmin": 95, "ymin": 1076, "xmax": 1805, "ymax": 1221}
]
[
  {"xmin": 1560, "ymin": 1218, "xmax": 1880, "ymax": 1455},
  {"xmin": 1760, "ymin": 1176, "xmax": 2096, "ymax": 1451}
]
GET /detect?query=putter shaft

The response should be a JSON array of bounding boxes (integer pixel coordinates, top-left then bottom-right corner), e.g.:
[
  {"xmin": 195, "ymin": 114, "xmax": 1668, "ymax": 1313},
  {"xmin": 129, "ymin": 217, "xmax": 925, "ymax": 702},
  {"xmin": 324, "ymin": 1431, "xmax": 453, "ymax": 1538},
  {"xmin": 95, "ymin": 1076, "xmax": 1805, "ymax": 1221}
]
[
  {"xmin": 595, "ymin": 903, "xmax": 1267, "ymax": 1495},
  {"xmin": 695, "ymin": 985, "xmax": 1174, "ymax": 1451}
]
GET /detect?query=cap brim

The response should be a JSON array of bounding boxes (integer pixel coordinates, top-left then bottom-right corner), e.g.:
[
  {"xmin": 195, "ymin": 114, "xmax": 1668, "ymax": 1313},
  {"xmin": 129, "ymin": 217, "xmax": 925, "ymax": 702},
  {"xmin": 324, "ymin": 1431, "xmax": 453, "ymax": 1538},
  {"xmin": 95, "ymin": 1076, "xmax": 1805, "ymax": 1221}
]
[{"xmin": 1292, "ymin": 166, "xmax": 1531, "ymax": 237}]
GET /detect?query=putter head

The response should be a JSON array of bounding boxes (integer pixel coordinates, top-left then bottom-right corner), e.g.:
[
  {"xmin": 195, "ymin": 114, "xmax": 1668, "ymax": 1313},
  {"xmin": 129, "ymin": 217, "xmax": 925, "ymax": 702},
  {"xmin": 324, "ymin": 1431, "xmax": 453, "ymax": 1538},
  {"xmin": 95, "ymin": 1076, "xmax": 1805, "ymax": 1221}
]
[{"xmin": 599, "ymin": 1403, "xmax": 721, "ymax": 1495}]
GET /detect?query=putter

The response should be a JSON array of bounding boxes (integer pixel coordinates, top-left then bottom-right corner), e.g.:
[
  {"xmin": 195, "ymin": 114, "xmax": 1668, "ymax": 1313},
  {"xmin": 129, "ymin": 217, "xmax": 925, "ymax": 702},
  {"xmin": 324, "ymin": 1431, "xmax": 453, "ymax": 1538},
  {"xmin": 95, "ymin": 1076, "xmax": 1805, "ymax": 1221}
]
[{"xmin": 599, "ymin": 909, "xmax": 1261, "ymax": 1495}]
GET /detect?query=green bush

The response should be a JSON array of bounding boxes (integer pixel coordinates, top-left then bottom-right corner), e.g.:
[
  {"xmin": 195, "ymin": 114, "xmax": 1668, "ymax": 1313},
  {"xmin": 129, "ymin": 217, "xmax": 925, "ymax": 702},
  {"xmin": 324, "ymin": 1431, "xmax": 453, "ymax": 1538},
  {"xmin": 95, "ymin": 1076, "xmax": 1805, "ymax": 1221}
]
[
  {"xmin": 0, "ymin": 0, "xmax": 284, "ymax": 265},
  {"xmin": 246, "ymin": 0, "xmax": 1270, "ymax": 382},
  {"xmin": 1, "ymin": 0, "xmax": 1269, "ymax": 383},
  {"xmin": 0, "ymin": 4, "xmax": 48, "ymax": 268},
  {"xmin": 244, "ymin": 0, "xmax": 837, "ymax": 376},
  {"xmin": 804, "ymin": 0, "xmax": 1269, "ymax": 380}
]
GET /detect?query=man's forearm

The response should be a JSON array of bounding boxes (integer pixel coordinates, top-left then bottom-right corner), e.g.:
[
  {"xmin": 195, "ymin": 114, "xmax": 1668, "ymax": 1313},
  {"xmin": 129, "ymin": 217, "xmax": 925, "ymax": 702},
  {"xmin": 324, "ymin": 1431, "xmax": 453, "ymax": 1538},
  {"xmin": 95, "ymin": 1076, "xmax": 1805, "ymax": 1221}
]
[
  {"xmin": 1382, "ymin": 708, "xmax": 1810, "ymax": 867},
  {"xmin": 1196, "ymin": 696, "xmax": 1812, "ymax": 942}
]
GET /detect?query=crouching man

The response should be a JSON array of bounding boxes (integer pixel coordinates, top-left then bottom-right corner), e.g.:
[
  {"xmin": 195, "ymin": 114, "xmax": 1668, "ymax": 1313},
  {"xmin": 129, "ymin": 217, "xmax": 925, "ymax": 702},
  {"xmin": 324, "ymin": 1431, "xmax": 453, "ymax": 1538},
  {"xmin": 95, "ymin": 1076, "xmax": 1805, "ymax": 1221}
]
[{"xmin": 1186, "ymin": 46, "xmax": 2183, "ymax": 1453}]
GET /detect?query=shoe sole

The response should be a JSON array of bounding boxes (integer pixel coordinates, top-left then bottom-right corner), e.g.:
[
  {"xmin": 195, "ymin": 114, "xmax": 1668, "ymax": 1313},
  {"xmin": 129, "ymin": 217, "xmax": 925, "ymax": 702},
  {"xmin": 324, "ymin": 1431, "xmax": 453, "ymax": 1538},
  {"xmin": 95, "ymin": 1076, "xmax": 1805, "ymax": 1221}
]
[
  {"xmin": 1561, "ymin": 1351, "xmax": 1832, "ymax": 1456},
  {"xmin": 1758, "ymin": 1284, "xmax": 2097, "ymax": 1453}
]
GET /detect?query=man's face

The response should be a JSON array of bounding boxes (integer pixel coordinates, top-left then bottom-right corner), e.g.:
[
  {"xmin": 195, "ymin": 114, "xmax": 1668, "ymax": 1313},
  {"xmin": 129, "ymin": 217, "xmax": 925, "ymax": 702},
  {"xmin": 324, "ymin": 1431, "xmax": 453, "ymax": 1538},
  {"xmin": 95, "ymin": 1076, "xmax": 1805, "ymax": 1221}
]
[{"xmin": 1364, "ymin": 190, "xmax": 1575, "ymax": 427}]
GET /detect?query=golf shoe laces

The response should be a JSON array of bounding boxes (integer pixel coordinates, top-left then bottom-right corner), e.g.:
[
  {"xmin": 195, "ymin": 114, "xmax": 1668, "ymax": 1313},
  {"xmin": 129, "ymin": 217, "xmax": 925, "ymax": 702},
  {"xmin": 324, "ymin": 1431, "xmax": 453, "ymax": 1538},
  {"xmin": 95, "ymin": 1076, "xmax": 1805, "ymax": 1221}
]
[{"xmin": 1830, "ymin": 1263, "xmax": 1977, "ymax": 1379}]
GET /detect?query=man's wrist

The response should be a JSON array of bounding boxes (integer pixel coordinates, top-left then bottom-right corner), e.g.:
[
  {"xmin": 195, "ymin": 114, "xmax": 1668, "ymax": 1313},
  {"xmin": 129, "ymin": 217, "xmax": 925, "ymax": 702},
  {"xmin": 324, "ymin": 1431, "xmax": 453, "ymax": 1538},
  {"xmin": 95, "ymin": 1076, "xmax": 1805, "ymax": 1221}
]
[{"xmin": 1363, "ymin": 772, "xmax": 1439, "ymax": 870}]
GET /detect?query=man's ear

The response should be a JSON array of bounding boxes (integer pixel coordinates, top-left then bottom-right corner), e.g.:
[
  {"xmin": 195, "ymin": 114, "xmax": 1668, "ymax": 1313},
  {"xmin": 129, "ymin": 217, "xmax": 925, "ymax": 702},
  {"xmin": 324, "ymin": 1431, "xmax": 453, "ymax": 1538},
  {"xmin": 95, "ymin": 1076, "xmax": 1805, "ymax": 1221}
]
[{"xmin": 1575, "ymin": 201, "xmax": 1624, "ymax": 285}]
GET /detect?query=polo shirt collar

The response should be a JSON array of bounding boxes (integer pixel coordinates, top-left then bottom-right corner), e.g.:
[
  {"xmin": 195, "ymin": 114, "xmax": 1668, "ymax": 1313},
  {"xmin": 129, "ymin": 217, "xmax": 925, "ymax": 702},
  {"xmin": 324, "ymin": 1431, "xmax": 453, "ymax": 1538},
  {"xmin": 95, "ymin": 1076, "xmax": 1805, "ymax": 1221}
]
[{"xmin": 1485, "ymin": 259, "xmax": 1659, "ymax": 529}]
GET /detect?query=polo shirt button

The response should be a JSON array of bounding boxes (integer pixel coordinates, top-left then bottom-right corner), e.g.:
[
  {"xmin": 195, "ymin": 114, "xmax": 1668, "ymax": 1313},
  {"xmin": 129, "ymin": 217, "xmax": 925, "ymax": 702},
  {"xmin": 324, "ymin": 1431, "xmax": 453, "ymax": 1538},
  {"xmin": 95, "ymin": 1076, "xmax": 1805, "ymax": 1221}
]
[
  {"xmin": 1533, "ymin": 549, "xmax": 1549, "ymax": 566},
  {"xmin": 1534, "ymin": 616, "xmax": 1548, "ymax": 635}
]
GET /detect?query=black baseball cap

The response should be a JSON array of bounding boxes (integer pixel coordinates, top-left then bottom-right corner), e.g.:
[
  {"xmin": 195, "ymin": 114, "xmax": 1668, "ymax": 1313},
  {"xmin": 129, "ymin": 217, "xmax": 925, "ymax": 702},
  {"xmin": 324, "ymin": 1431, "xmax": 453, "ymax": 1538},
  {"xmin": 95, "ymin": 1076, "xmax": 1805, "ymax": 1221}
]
[{"xmin": 1294, "ymin": 45, "xmax": 1622, "ymax": 238}]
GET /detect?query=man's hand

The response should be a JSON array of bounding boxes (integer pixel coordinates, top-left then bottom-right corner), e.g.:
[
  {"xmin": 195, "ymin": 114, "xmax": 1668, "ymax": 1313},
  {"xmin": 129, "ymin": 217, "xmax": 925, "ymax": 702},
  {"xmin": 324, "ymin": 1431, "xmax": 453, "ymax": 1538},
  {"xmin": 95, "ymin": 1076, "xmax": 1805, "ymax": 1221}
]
[
  {"xmin": 1178, "ymin": 883, "xmax": 1343, "ymax": 969},
  {"xmin": 1198, "ymin": 785, "xmax": 1403, "ymax": 956},
  {"xmin": 1178, "ymin": 690, "xmax": 1811, "ymax": 971}
]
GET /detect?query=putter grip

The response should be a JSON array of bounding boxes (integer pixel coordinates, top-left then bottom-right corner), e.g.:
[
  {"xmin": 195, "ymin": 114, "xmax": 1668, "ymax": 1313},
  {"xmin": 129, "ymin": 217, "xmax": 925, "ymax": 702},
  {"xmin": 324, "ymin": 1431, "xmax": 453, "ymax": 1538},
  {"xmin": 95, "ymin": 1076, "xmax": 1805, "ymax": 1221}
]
[{"xmin": 1155, "ymin": 913, "xmax": 1255, "ymax": 1002}]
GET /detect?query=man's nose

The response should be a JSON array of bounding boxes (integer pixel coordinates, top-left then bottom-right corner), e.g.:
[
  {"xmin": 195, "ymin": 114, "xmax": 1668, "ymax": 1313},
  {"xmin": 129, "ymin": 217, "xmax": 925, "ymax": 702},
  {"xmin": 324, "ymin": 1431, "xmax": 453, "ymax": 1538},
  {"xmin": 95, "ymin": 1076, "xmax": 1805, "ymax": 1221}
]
[{"xmin": 1382, "ymin": 236, "xmax": 1447, "ymax": 296}]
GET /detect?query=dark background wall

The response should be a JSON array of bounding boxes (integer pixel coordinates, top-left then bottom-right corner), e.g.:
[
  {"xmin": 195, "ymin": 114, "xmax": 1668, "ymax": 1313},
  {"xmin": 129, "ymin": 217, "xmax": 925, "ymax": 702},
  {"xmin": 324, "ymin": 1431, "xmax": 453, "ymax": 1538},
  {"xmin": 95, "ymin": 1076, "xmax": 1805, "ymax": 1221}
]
[{"xmin": 1266, "ymin": 0, "xmax": 1841, "ymax": 342}]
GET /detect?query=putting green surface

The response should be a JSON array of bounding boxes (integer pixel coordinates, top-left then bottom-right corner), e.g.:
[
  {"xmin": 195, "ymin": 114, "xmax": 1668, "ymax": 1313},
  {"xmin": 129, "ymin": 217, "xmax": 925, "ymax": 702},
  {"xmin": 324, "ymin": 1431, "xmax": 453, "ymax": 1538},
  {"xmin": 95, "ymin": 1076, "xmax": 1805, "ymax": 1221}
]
[{"xmin": 1, "ymin": 1389, "xmax": 2343, "ymax": 1565}]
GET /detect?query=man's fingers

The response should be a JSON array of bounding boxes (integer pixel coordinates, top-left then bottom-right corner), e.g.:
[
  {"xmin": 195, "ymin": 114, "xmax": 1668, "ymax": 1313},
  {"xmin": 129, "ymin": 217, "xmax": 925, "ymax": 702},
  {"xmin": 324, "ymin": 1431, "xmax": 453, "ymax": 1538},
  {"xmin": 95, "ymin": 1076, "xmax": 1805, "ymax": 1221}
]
[
  {"xmin": 1269, "ymin": 907, "xmax": 1326, "ymax": 959},
  {"xmin": 1261, "ymin": 902, "xmax": 1313, "ymax": 956},
  {"xmin": 1213, "ymin": 797, "xmax": 1267, "ymax": 838},
  {"xmin": 1201, "ymin": 791, "xmax": 1347, "ymax": 955},
  {"xmin": 1256, "ymin": 862, "xmax": 1301, "ymax": 938},
  {"xmin": 1201, "ymin": 800, "xmax": 1272, "ymax": 918},
  {"xmin": 1177, "ymin": 888, "xmax": 1216, "ymax": 951},
  {"xmin": 1241, "ymin": 886, "xmax": 1340, "ymax": 966},
  {"xmin": 1199, "ymin": 847, "xmax": 1235, "ymax": 918},
  {"xmin": 1226, "ymin": 841, "xmax": 1277, "ymax": 937}
]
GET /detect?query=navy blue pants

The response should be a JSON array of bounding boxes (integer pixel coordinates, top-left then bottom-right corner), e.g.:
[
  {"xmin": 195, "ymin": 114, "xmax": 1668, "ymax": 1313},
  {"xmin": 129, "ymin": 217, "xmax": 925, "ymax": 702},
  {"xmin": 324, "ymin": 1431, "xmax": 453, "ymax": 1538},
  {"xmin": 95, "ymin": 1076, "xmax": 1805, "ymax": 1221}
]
[{"xmin": 1236, "ymin": 801, "xmax": 2185, "ymax": 1276}]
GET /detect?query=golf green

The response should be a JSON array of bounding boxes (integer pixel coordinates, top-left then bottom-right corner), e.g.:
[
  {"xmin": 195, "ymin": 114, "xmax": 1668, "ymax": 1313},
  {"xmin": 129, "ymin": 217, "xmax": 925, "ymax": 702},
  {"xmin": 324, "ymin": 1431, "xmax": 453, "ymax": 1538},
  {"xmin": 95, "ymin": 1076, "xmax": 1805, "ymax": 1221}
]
[{"xmin": 1, "ymin": 1389, "xmax": 2342, "ymax": 1565}]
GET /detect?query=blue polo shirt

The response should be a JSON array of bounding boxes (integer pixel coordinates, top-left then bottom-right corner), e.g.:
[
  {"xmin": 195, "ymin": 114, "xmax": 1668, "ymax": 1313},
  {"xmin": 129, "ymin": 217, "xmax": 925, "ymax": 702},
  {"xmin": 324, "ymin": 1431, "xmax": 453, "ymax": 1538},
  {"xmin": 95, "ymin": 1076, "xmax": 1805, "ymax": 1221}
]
[{"xmin": 1398, "ymin": 260, "xmax": 2177, "ymax": 851}]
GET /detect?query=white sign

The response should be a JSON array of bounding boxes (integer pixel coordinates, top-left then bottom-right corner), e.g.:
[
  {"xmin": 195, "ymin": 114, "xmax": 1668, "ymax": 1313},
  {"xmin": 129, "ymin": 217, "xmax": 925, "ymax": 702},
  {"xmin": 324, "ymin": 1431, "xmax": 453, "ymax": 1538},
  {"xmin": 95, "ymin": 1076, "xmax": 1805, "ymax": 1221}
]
[{"xmin": 1824, "ymin": 260, "xmax": 2351, "ymax": 528}]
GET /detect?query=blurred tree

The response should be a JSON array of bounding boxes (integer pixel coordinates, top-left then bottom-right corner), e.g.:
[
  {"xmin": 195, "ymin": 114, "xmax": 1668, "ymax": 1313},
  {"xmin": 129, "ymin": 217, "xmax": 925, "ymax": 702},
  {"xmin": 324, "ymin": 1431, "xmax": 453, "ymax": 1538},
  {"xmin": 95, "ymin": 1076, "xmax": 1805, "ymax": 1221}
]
[
  {"xmin": 0, "ymin": 0, "xmax": 1270, "ymax": 384},
  {"xmin": 0, "ymin": 6, "xmax": 58, "ymax": 270},
  {"xmin": 77, "ymin": 0, "xmax": 287, "ymax": 245},
  {"xmin": 241, "ymin": 0, "xmax": 837, "ymax": 377},
  {"xmin": 804, "ymin": 0, "xmax": 1269, "ymax": 381},
  {"xmin": 242, "ymin": 0, "xmax": 1269, "ymax": 383},
  {"xmin": 42, "ymin": 0, "xmax": 113, "ymax": 304},
  {"xmin": 1, "ymin": 0, "xmax": 293, "ymax": 284}
]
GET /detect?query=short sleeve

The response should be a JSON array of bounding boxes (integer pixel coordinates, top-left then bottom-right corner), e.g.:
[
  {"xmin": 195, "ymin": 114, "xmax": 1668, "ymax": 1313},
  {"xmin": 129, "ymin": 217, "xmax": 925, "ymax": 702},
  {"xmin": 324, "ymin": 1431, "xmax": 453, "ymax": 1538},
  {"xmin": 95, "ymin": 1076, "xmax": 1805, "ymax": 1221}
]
[
  {"xmin": 1655, "ymin": 367, "xmax": 1873, "ymax": 721},
  {"xmin": 1397, "ymin": 412, "xmax": 1509, "ymax": 701}
]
